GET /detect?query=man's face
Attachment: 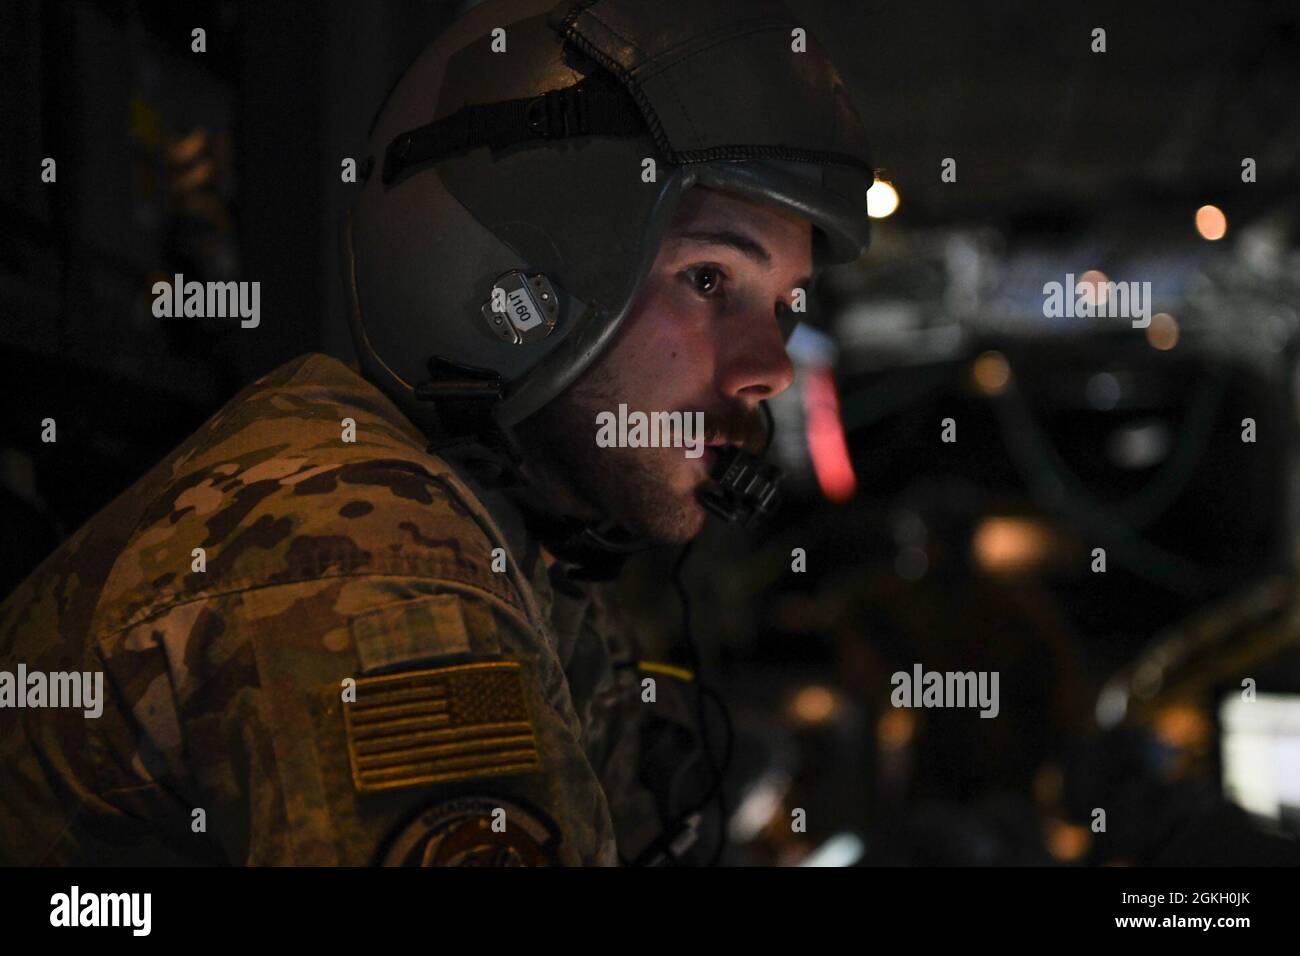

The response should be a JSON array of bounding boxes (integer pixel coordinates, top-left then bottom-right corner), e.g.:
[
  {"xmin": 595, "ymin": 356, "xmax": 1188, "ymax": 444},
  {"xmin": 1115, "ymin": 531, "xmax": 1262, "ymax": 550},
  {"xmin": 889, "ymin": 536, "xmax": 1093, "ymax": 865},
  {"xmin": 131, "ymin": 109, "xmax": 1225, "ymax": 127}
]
[{"xmin": 520, "ymin": 187, "xmax": 811, "ymax": 543}]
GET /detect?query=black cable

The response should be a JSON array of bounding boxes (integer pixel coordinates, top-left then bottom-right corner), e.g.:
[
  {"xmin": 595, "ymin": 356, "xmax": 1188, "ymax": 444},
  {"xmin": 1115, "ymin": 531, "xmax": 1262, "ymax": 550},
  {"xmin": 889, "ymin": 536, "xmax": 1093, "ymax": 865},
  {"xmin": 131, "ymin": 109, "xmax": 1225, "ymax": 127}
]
[
  {"xmin": 627, "ymin": 539, "xmax": 737, "ymax": 866},
  {"xmin": 672, "ymin": 540, "xmax": 733, "ymax": 866},
  {"xmin": 697, "ymin": 685, "xmax": 735, "ymax": 866}
]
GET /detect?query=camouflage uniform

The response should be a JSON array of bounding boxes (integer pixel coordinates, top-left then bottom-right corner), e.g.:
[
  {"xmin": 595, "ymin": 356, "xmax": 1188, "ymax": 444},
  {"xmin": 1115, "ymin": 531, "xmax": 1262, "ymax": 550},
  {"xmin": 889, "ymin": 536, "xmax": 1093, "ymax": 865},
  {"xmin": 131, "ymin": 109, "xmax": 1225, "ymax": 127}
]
[{"xmin": 0, "ymin": 353, "xmax": 706, "ymax": 865}]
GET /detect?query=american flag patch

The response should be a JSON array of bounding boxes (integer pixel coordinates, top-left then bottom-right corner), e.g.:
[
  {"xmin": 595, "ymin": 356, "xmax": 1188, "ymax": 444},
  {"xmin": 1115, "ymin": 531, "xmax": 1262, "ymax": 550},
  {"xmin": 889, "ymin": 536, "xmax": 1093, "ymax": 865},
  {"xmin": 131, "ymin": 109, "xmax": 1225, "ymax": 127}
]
[{"xmin": 344, "ymin": 660, "xmax": 541, "ymax": 793}]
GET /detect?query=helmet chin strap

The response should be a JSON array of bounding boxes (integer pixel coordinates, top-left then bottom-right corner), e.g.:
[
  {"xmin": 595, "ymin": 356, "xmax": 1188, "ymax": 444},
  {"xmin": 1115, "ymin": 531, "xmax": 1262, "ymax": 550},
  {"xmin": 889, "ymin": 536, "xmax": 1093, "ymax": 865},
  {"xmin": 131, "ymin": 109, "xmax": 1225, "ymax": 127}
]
[
  {"xmin": 509, "ymin": 507, "xmax": 653, "ymax": 582},
  {"xmin": 414, "ymin": 355, "xmax": 785, "ymax": 581}
]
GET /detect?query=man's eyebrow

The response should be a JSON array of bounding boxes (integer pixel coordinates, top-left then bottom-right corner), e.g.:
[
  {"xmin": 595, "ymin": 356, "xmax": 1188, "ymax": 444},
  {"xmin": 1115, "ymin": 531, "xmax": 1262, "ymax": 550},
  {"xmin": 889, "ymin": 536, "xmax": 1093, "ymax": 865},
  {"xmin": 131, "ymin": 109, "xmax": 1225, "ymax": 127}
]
[
  {"xmin": 668, "ymin": 228, "xmax": 812, "ymax": 290},
  {"xmin": 670, "ymin": 228, "xmax": 772, "ymax": 266}
]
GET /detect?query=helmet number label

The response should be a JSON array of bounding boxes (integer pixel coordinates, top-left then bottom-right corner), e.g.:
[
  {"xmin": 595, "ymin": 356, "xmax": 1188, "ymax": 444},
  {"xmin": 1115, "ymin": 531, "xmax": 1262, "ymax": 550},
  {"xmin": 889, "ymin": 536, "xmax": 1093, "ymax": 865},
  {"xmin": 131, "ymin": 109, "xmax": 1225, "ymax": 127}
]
[
  {"xmin": 506, "ymin": 288, "xmax": 543, "ymax": 333},
  {"xmin": 479, "ymin": 271, "xmax": 558, "ymax": 345}
]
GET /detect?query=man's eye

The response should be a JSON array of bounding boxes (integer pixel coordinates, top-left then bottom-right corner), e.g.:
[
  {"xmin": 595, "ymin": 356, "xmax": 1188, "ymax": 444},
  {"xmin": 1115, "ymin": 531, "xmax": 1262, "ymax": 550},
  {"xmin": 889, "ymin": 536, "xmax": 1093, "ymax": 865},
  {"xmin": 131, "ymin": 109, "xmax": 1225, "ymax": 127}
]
[{"xmin": 684, "ymin": 265, "xmax": 726, "ymax": 299}]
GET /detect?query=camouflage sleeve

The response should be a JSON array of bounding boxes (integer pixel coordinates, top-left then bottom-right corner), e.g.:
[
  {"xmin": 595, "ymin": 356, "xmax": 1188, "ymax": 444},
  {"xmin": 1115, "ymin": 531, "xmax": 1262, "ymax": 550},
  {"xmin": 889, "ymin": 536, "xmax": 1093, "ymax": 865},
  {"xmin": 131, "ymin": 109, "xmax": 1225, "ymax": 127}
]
[{"xmin": 97, "ymin": 574, "xmax": 620, "ymax": 866}]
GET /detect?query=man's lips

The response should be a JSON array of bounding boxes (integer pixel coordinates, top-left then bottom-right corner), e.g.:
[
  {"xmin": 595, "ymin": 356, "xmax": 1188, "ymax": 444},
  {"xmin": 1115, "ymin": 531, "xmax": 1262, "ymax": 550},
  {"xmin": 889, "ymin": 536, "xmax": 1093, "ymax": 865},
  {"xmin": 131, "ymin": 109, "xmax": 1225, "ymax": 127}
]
[
  {"xmin": 698, "ymin": 441, "xmax": 741, "ymax": 478},
  {"xmin": 693, "ymin": 444, "xmax": 726, "ymax": 477},
  {"xmin": 693, "ymin": 447, "xmax": 724, "ymax": 489},
  {"xmin": 701, "ymin": 408, "xmax": 770, "ymax": 457},
  {"xmin": 702, "ymin": 428, "xmax": 764, "ymax": 456},
  {"xmin": 695, "ymin": 424, "xmax": 762, "ymax": 481}
]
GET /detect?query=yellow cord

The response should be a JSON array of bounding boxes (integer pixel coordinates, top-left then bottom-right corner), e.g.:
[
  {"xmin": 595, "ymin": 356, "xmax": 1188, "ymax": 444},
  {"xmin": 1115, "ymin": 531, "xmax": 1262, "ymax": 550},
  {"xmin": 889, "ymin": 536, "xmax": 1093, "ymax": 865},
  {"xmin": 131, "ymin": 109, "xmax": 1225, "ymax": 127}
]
[{"xmin": 637, "ymin": 660, "xmax": 695, "ymax": 683}]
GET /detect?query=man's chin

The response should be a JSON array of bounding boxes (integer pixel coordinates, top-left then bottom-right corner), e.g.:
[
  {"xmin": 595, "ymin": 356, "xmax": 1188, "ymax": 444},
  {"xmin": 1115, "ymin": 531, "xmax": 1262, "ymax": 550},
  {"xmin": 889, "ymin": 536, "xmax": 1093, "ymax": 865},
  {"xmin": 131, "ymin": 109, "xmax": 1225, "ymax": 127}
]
[
  {"xmin": 620, "ymin": 491, "xmax": 708, "ymax": 545},
  {"xmin": 555, "ymin": 446, "xmax": 713, "ymax": 545}
]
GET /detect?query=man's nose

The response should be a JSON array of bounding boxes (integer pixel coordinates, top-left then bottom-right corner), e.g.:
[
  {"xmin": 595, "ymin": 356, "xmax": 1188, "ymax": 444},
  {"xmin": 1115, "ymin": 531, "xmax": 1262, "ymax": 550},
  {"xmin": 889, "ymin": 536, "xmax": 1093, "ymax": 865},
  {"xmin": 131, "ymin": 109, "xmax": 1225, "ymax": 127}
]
[{"xmin": 715, "ymin": 306, "xmax": 796, "ymax": 402}]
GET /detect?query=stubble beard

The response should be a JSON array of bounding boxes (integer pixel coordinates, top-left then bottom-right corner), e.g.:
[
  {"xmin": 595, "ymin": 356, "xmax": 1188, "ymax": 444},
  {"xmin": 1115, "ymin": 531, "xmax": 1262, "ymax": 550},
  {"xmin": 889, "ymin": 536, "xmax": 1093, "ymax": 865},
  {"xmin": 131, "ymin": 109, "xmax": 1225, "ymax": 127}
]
[{"xmin": 516, "ymin": 378, "xmax": 707, "ymax": 545}]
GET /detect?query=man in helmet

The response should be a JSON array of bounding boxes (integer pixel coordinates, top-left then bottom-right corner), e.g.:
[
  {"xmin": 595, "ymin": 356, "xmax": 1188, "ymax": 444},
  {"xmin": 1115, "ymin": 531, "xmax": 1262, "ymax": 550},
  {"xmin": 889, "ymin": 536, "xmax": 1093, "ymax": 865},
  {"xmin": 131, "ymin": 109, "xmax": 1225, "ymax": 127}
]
[{"xmin": 0, "ymin": 0, "xmax": 871, "ymax": 865}]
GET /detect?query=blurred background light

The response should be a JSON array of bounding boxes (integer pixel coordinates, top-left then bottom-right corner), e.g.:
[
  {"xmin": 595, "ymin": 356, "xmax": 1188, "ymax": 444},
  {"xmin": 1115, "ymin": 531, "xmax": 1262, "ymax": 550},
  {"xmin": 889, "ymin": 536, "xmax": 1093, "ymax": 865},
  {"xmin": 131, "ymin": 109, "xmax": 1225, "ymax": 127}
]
[
  {"xmin": 866, "ymin": 179, "xmax": 900, "ymax": 219},
  {"xmin": 1196, "ymin": 204, "xmax": 1228, "ymax": 241}
]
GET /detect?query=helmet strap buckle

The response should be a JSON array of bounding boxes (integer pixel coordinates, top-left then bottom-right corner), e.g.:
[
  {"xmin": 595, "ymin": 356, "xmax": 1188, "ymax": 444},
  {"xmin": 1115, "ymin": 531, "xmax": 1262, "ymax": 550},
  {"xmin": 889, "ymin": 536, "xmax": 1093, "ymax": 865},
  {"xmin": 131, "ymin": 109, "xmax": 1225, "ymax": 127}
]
[
  {"xmin": 414, "ymin": 355, "xmax": 525, "ymax": 489},
  {"xmin": 525, "ymin": 85, "xmax": 588, "ymax": 139}
]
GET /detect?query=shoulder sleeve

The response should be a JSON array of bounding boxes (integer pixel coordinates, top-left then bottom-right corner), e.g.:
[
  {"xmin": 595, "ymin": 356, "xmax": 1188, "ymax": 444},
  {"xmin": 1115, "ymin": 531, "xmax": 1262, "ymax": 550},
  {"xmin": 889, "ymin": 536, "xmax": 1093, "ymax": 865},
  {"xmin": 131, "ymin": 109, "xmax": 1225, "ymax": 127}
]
[{"xmin": 115, "ymin": 573, "xmax": 619, "ymax": 866}]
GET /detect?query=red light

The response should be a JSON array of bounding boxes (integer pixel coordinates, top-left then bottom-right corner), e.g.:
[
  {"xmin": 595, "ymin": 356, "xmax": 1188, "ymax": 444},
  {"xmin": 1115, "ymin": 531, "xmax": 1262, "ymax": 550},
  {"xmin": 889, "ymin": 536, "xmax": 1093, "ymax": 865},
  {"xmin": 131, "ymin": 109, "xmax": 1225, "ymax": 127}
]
[{"xmin": 802, "ymin": 365, "xmax": 857, "ymax": 503}]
